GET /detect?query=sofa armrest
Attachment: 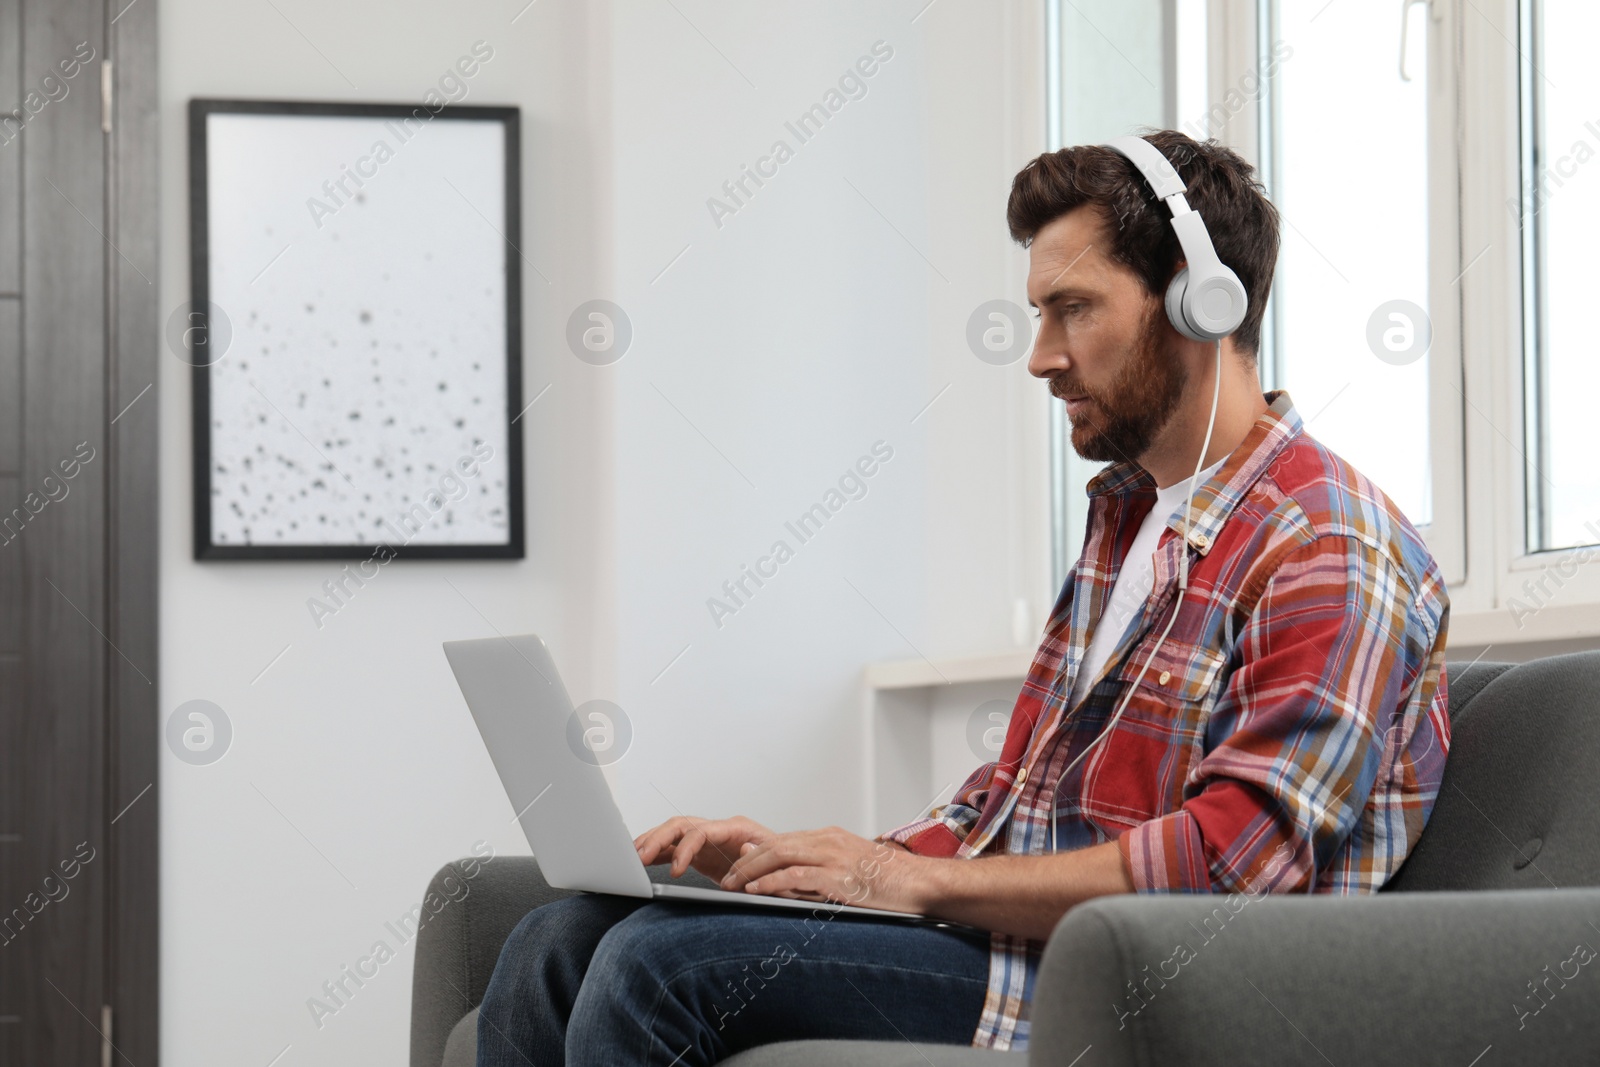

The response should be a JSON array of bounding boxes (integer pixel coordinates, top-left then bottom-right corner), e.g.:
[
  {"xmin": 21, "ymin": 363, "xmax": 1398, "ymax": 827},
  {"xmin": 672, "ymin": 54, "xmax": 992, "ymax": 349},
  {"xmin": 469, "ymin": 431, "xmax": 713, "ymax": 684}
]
[
  {"xmin": 409, "ymin": 856, "xmax": 722, "ymax": 1067},
  {"xmin": 1028, "ymin": 887, "xmax": 1600, "ymax": 1066},
  {"xmin": 409, "ymin": 856, "xmax": 568, "ymax": 1067}
]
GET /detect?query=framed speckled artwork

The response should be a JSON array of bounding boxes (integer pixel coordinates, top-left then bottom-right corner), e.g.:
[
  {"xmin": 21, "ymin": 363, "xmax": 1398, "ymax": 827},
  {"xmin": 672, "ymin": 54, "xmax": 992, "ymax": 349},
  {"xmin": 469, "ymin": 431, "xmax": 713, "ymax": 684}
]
[{"xmin": 187, "ymin": 99, "xmax": 524, "ymax": 560}]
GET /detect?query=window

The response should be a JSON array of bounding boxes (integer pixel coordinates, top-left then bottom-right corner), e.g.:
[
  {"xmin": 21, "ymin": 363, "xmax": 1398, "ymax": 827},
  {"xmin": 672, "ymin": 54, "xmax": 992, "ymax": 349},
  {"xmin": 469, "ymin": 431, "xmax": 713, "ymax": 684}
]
[
  {"xmin": 1260, "ymin": 0, "xmax": 1435, "ymax": 528},
  {"xmin": 1048, "ymin": 0, "xmax": 1461, "ymax": 586},
  {"xmin": 1519, "ymin": 0, "xmax": 1600, "ymax": 552},
  {"xmin": 1047, "ymin": 0, "xmax": 1211, "ymax": 590},
  {"xmin": 1038, "ymin": 0, "xmax": 1600, "ymax": 642}
]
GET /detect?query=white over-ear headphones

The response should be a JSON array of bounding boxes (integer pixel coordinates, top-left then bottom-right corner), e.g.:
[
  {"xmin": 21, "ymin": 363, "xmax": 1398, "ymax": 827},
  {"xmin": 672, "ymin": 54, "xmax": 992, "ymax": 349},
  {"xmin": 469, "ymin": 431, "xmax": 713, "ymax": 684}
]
[{"xmin": 1101, "ymin": 135, "xmax": 1248, "ymax": 343}]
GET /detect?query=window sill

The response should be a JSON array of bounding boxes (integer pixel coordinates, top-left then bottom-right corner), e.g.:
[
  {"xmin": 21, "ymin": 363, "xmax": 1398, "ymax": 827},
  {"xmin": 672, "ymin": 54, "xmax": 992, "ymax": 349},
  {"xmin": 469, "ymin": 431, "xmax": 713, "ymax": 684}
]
[
  {"xmin": 1446, "ymin": 603, "xmax": 1600, "ymax": 649},
  {"xmin": 864, "ymin": 602, "xmax": 1600, "ymax": 692},
  {"xmin": 864, "ymin": 649, "xmax": 1033, "ymax": 690}
]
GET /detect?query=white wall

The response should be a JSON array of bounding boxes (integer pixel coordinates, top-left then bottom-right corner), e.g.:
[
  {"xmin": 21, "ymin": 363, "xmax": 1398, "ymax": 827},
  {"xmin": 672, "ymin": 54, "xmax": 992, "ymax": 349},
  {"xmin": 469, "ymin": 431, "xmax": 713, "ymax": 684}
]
[
  {"xmin": 604, "ymin": 3, "xmax": 1049, "ymax": 839},
  {"xmin": 158, "ymin": 1, "xmax": 1045, "ymax": 1063}
]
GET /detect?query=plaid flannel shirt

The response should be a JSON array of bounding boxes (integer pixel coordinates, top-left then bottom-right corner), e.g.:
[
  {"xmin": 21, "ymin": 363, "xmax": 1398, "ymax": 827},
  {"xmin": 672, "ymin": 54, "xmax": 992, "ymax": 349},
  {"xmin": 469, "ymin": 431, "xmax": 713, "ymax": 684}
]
[{"xmin": 878, "ymin": 390, "xmax": 1451, "ymax": 1050}]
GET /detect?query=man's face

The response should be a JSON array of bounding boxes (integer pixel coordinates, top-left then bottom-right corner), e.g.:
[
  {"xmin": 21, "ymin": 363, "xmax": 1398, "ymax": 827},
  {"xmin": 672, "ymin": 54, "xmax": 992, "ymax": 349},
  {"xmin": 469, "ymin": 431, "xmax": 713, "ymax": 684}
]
[{"xmin": 1025, "ymin": 206, "xmax": 1186, "ymax": 464}]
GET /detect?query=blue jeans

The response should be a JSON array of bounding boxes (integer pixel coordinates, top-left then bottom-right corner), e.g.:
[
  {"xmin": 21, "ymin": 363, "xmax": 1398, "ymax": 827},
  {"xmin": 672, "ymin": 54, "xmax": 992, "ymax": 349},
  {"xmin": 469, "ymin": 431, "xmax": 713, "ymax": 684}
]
[{"xmin": 476, "ymin": 893, "xmax": 992, "ymax": 1066}]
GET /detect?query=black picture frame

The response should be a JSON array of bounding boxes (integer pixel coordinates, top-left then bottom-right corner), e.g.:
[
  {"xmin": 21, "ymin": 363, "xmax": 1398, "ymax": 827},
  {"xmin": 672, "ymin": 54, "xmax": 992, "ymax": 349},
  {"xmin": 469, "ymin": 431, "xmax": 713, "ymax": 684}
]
[{"xmin": 187, "ymin": 98, "xmax": 525, "ymax": 560}]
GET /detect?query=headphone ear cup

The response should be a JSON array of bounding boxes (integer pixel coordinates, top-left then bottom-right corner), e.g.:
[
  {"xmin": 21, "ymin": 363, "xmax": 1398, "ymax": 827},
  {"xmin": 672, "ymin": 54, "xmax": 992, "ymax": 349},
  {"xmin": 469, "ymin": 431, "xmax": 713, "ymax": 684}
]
[
  {"xmin": 1164, "ymin": 267, "xmax": 1204, "ymax": 342},
  {"xmin": 1185, "ymin": 267, "xmax": 1248, "ymax": 341},
  {"xmin": 1168, "ymin": 265, "xmax": 1248, "ymax": 342}
]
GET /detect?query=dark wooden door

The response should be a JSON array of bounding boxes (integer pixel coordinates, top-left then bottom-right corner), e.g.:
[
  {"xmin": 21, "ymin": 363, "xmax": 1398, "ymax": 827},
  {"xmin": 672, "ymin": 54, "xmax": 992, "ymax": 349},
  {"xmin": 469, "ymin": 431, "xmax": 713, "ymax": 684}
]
[{"xmin": 0, "ymin": 0, "xmax": 158, "ymax": 1062}]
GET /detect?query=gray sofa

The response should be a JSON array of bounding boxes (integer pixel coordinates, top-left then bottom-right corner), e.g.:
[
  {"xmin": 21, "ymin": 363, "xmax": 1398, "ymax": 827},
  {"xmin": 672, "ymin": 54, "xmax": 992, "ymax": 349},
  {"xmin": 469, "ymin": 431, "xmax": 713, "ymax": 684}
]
[{"xmin": 412, "ymin": 652, "xmax": 1600, "ymax": 1065}]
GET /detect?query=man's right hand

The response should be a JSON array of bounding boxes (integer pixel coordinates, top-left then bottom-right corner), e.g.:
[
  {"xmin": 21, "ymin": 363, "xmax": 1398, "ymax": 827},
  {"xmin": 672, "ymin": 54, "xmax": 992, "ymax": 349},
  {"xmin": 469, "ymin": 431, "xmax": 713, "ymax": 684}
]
[{"xmin": 633, "ymin": 815, "xmax": 776, "ymax": 883}]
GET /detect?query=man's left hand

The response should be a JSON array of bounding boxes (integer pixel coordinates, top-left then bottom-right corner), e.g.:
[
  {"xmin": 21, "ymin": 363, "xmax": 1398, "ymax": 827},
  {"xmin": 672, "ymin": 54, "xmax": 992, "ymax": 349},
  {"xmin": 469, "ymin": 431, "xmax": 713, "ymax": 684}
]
[{"xmin": 719, "ymin": 826, "xmax": 927, "ymax": 914}]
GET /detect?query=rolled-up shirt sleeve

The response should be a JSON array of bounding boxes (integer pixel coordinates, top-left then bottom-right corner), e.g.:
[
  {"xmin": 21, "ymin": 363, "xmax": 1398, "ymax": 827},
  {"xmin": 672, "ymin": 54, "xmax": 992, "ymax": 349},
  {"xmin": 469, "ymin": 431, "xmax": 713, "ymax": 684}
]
[
  {"xmin": 1117, "ymin": 532, "xmax": 1440, "ymax": 895},
  {"xmin": 876, "ymin": 761, "xmax": 996, "ymax": 857}
]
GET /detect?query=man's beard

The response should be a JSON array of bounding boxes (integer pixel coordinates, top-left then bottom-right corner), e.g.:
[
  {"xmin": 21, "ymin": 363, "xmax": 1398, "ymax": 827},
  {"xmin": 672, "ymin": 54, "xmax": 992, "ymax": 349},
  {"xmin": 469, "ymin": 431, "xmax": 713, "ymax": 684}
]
[{"xmin": 1052, "ymin": 307, "xmax": 1186, "ymax": 464}]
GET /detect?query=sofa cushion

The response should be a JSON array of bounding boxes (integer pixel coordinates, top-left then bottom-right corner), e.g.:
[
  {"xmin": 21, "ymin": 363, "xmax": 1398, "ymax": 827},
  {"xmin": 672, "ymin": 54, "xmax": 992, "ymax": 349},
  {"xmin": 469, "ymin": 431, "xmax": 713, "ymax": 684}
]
[
  {"xmin": 441, "ymin": 1008, "xmax": 476, "ymax": 1067},
  {"xmin": 1443, "ymin": 658, "xmax": 1514, "ymax": 720},
  {"xmin": 444, "ymin": 1007, "xmax": 1020, "ymax": 1066},
  {"xmin": 1387, "ymin": 651, "xmax": 1600, "ymax": 890},
  {"xmin": 720, "ymin": 1039, "xmax": 1025, "ymax": 1066}
]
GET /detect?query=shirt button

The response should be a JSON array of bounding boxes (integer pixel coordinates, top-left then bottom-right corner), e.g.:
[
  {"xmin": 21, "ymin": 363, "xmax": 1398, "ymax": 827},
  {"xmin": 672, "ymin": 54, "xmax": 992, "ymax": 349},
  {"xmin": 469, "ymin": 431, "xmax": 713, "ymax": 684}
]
[
  {"xmin": 1159, "ymin": 670, "xmax": 1172, "ymax": 685},
  {"xmin": 1016, "ymin": 766, "xmax": 1029, "ymax": 786},
  {"xmin": 1193, "ymin": 533, "xmax": 1209, "ymax": 548}
]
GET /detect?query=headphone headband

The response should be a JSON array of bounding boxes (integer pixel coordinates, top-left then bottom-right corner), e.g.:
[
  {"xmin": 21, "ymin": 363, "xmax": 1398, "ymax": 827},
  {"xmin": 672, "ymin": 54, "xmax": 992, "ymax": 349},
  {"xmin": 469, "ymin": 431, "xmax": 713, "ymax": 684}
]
[{"xmin": 1100, "ymin": 135, "xmax": 1248, "ymax": 343}]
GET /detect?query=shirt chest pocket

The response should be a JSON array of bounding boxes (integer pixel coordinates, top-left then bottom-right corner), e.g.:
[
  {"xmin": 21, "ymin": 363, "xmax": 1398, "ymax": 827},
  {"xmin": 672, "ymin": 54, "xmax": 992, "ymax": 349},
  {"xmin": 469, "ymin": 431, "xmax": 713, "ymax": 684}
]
[
  {"xmin": 1118, "ymin": 636, "xmax": 1229, "ymax": 706},
  {"xmin": 1074, "ymin": 637, "xmax": 1230, "ymax": 831}
]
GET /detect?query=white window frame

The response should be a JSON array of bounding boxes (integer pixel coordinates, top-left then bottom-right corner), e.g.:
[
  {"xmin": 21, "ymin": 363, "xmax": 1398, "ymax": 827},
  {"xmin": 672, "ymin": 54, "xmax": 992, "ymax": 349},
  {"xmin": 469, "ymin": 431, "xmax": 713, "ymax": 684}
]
[
  {"xmin": 1221, "ymin": 0, "xmax": 1600, "ymax": 647},
  {"xmin": 1041, "ymin": 0, "xmax": 1600, "ymax": 649},
  {"xmin": 1047, "ymin": 0, "xmax": 1176, "ymax": 591},
  {"xmin": 1209, "ymin": 0, "xmax": 1467, "ymax": 587},
  {"xmin": 1454, "ymin": 0, "xmax": 1600, "ymax": 646},
  {"xmin": 1045, "ymin": 0, "xmax": 1470, "ymax": 589}
]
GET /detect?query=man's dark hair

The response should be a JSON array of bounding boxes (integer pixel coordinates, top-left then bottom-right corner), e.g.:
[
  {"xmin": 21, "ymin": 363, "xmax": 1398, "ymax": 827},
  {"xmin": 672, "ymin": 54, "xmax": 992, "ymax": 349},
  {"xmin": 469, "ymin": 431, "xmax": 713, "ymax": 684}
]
[{"xmin": 1006, "ymin": 128, "xmax": 1279, "ymax": 359}]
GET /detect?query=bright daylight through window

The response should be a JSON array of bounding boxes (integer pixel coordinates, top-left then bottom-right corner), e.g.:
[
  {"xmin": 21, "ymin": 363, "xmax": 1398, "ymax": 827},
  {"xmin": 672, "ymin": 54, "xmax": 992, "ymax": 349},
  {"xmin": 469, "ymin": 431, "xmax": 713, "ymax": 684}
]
[
  {"xmin": 1520, "ymin": 0, "xmax": 1600, "ymax": 552},
  {"xmin": 1264, "ymin": 0, "xmax": 1433, "ymax": 528}
]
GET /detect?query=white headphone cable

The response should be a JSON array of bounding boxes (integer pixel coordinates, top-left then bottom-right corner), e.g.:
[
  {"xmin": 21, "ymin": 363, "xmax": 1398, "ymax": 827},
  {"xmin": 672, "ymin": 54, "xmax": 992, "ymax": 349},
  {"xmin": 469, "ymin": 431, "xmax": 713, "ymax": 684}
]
[{"xmin": 1049, "ymin": 336, "xmax": 1224, "ymax": 851}]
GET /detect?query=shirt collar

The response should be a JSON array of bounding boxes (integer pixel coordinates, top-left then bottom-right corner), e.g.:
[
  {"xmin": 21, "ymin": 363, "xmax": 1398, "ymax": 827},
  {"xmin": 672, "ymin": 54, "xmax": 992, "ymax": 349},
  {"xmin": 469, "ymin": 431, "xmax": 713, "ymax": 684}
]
[{"xmin": 1084, "ymin": 390, "xmax": 1303, "ymax": 556}]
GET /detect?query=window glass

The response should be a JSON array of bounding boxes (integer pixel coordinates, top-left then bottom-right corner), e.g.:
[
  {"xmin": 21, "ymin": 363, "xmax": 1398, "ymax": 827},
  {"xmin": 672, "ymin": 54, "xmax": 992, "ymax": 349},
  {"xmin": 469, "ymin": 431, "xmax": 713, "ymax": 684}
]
[
  {"xmin": 1520, "ymin": 0, "xmax": 1600, "ymax": 551},
  {"xmin": 1052, "ymin": 0, "xmax": 1206, "ymax": 582},
  {"xmin": 1265, "ymin": 0, "xmax": 1432, "ymax": 526}
]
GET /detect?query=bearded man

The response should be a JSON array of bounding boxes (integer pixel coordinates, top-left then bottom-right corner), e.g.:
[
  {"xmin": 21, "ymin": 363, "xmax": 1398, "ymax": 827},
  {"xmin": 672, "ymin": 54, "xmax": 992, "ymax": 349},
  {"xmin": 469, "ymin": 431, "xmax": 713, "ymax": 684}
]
[{"xmin": 475, "ymin": 130, "xmax": 1450, "ymax": 1064}]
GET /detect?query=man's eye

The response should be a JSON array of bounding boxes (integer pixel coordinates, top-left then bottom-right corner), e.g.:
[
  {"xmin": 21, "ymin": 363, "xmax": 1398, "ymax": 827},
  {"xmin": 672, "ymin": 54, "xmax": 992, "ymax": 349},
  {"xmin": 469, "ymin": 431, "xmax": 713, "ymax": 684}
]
[{"xmin": 1065, "ymin": 304, "xmax": 1086, "ymax": 316}]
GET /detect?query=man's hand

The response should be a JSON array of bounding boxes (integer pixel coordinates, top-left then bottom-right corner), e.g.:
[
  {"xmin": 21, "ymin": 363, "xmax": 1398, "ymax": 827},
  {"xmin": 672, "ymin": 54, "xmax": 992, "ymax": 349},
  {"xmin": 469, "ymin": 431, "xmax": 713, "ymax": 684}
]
[
  {"xmin": 633, "ymin": 815, "xmax": 775, "ymax": 883},
  {"xmin": 643, "ymin": 820, "xmax": 1135, "ymax": 936},
  {"xmin": 720, "ymin": 826, "xmax": 928, "ymax": 914}
]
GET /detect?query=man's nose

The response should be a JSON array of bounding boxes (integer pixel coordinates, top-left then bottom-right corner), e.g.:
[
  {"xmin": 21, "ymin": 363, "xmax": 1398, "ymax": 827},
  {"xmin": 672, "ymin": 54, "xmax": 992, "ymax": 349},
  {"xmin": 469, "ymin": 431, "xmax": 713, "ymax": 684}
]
[{"xmin": 1028, "ymin": 339, "xmax": 1063, "ymax": 380}]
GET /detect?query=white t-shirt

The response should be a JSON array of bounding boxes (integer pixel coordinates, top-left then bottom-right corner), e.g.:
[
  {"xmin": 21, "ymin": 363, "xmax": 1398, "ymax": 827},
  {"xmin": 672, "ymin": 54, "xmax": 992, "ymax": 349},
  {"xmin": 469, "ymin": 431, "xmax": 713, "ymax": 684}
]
[{"xmin": 1068, "ymin": 456, "xmax": 1227, "ymax": 707}]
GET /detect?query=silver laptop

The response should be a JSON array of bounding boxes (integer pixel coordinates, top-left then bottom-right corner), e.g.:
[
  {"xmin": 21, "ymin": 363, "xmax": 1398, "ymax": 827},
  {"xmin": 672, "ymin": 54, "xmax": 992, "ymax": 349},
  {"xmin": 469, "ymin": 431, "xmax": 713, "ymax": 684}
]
[{"xmin": 444, "ymin": 632, "xmax": 936, "ymax": 922}]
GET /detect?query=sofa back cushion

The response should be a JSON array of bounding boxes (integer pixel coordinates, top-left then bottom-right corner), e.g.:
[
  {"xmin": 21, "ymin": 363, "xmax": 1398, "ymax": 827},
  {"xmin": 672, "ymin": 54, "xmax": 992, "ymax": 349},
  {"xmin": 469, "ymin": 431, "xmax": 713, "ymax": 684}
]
[{"xmin": 1384, "ymin": 652, "xmax": 1600, "ymax": 891}]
